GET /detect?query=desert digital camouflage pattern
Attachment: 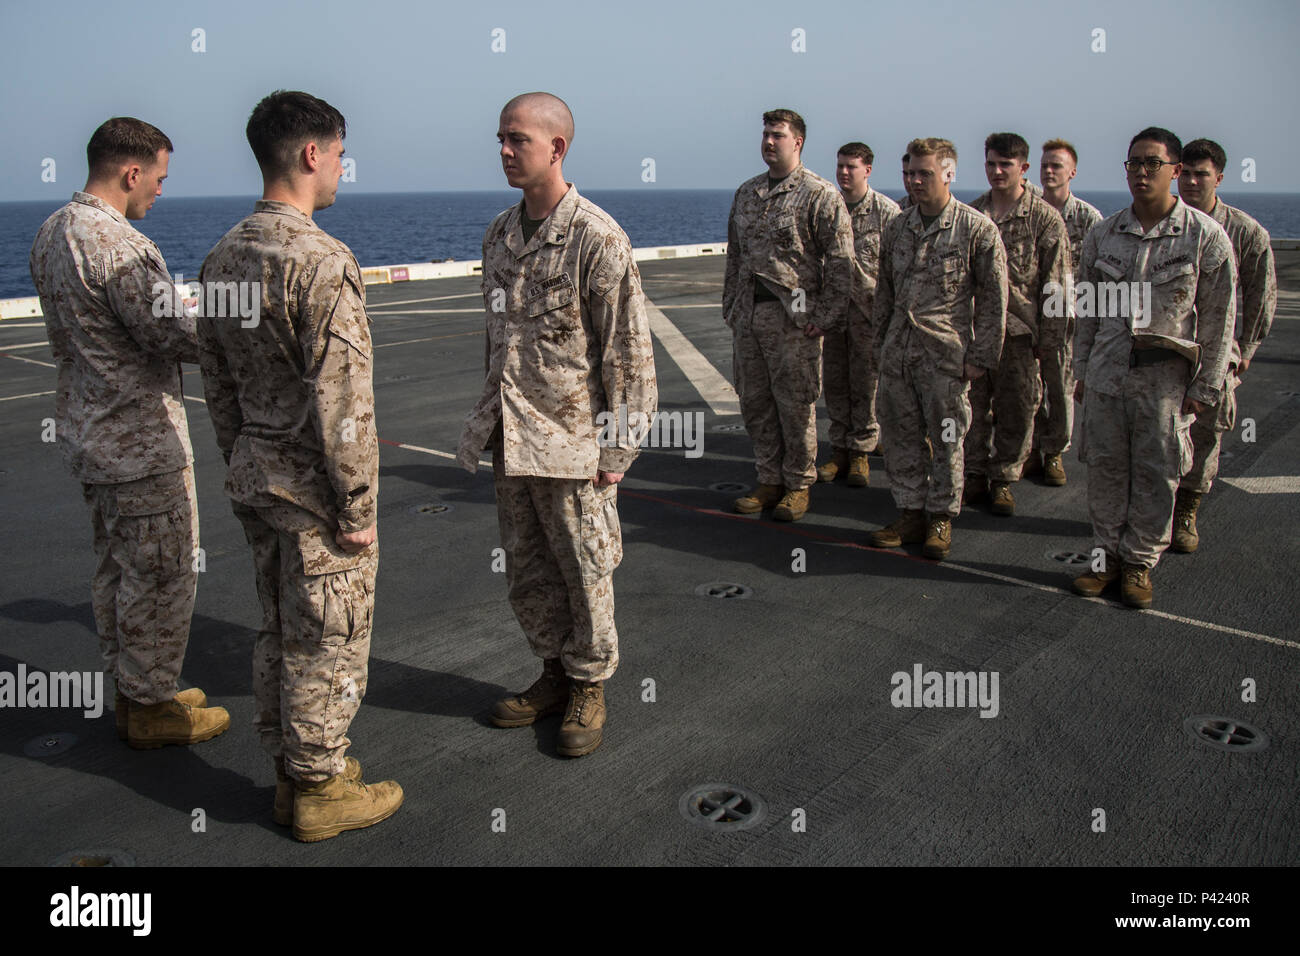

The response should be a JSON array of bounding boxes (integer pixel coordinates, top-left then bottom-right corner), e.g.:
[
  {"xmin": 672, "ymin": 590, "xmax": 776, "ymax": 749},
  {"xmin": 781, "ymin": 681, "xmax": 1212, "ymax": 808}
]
[
  {"xmin": 198, "ymin": 199, "xmax": 379, "ymax": 781},
  {"xmin": 874, "ymin": 198, "xmax": 1008, "ymax": 515},
  {"xmin": 724, "ymin": 164, "xmax": 854, "ymax": 489},
  {"xmin": 823, "ymin": 186, "xmax": 901, "ymax": 454},
  {"xmin": 1076, "ymin": 198, "xmax": 1237, "ymax": 569},
  {"xmin": 1182, "ymin": 199, "xmax": 1278, "ymax": 494},
  {"xmin": 30, "ymin": 190, "xmax": 199, "ymax": 704},
  {"xmin": 459, "ymin": 184, "xmax": 655, "ymax": 681},
  {"xmin": 966, "ymin": 187, "xmax": 1071, "ymax": 482}
]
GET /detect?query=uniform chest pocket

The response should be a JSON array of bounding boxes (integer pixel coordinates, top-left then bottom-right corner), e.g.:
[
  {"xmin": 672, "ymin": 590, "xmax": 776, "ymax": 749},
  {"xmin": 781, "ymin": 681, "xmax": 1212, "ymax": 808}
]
[
  {"xmin": 772, "ymin": 213, "xmax": 800, "ymax": 249},
  {"xmin": 1005, "ymin": 232, "xmax": 1034, "ymax": 275},
  {"xmin": 525, "ymin": 274, "xmax": 580, "ymax": 331},
  {"xmin": 1148, "ymin": 261, "xmax": 1196, "ymax": 326},
  {"xmin": 936, "ymin": 253, "xmax": 963, "ymax": 294},
  {"xmin": 858, "ymin": 233, "xmax": 881, "ymax": 267}
]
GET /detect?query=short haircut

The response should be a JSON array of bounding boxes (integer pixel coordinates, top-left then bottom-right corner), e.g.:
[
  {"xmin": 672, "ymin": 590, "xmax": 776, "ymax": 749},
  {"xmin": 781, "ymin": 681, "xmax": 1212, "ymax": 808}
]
[
  {"xmin": 1182, "ymin": 138, "xmax": 1227, "ymax": 174},
  {"xmin": 246, "ymin": 90, "xmax": 346, "ymax": 180},
  {"xmin": 501, "ymin": 91, "xmax": 575, "ymax": 146},
  {"xmin": 901, "ymin": 153, "xmax": 910, "ymax": 164},
  {"xmin": 1129, "ymin": 127, "xmax": 1182, "ymax": 163},
  {"xmin": 86, "ymin": 117, "xmax": 173, "ymax": 176},
  {"xmin": 907, "ymin": 137, "xmax": 957, "ymax": 166},
  {"xmin": 1041, "ymin": 139, "xmax": 1078, "ymax": 164},
  {"xmin": 985, "ymin": 132, "xmax": 1029, "ymax": 161},
  {"xmin": 837, "ymin": 142, "xmax": 874, "ymax": 166},
  {"xmin": 763, "ymin": 109, "xmax": 806, "ymax": 143}
]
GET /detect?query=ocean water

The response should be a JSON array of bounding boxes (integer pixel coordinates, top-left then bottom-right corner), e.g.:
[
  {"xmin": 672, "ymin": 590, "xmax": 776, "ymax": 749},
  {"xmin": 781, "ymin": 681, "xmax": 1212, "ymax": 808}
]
[{"xmin": 3, "ymin": 188, "xmax": 1298, "ymax": 300}]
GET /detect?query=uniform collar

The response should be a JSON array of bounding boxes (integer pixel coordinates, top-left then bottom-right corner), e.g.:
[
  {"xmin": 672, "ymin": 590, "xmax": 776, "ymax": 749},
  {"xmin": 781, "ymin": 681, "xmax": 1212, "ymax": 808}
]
[
  {"xmin": 1207, "ymin": 197, "xmax": 1231, "ymax": 227},
  {"xmin": 506, "ymin": 182, "xmax": 580, "ymax": 256},
  {"xmin": 977, "ymin": 185, "xmax": 1032, "ymax": 220},
  {"xmin": 756, "ymin": 164, "xmax": 805, "ymax": 199},
  {"xmin": 1115, "ymin": 195, "xmax": 1187, "ymax": 238},
  {"xmin": 845, "ymin": 185, "xmax": 874, "ymax": 211},
  {"xmin": 253, "ymin": 199, "xmax": 317, "ymax": 226},
  {"xmin": 909, "ymin": 195, "xmax": 957, "ymax": 234},
  {"xmin": 71, "ymin": 190, "xmax": 128, "ymax": 226}
]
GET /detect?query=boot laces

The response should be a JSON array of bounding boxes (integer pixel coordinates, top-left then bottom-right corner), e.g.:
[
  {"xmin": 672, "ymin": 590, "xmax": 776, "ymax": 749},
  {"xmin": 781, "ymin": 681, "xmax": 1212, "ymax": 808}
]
[{"xmin": 1123, "ymin": 566, "xmax": 1147, "ymax": 587}]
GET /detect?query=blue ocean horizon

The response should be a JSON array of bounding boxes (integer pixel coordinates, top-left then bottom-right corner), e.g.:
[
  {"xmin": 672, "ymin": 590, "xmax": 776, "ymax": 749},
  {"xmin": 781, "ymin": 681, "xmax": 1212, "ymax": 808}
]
[{"xmin": 4, "ymin": 188, "xmax": 1299, "ymax": 300}]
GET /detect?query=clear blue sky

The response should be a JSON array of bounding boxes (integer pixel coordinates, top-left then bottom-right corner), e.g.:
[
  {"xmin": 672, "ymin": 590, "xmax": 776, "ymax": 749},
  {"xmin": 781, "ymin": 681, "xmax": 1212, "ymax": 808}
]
[{"xmin": 1, "ymin": 0, "xmax": 1296, "ymax": 199}]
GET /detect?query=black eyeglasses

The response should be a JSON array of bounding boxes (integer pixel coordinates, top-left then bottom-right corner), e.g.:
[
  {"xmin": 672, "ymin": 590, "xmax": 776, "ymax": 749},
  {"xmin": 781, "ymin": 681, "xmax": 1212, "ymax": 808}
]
[{"xmin": 1123, "ymin": 158, "xmax": 1178, "ymax": 174}]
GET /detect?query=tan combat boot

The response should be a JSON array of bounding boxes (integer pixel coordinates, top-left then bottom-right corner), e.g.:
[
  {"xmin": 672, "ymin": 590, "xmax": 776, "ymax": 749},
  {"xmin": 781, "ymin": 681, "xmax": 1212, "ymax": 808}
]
[
  {"xmin": 846, "ymin": 454, "xmax": 870, "ymax": 487},
  {"xmin": 1072, "ymin": 555, "xmax": 1120, "ymax": 597},
  {"xmin": 127, "ymin": 699, "xmax": 230, "ymax": 750},
  {"xmin": 816, "ymin": 448, "xmax": 849, "ymax": 483},
  {"xmin": 923, "ymin": 513, "xmax": 952, "ymax": 560},
  {"xmin": 115, "ymin": 686, "xmax": 208, "ymax": 740},
  {"xmin": 292, "ymin": 772, "xmax": 404, "ymax": 843},
  {"xmin": 1042, "ymin": 454, "xmax": 1067, "ymax": 487},
  {"xmin": 869, "ymin": 509, "xmax": 926, "ymax": 548},
  {"xmin": 734, "ymin": 483, "xmax": 784, "ymax": 514},
  {"xmin": 990, "ymin": 481, "xmax": 1015, "ymax": 516},
  {"xmin": 274, "ymin": 756, "xmax": 363, "ymax": 827},
  {"xmin": 773, "ymin": 487, "xmax": 809, "ymax": 521},
  {"xmin": 557, "ymin": 680, "xmax": 606, "ymax": 758},
  {"xmin": 1121, "ymin": 563, "xmax": 1153, "ymax": 609},
  {"xmin": 490, "ymin": 658, "xmax": 568, "ymax": 728},
  {"xmin": 1172, "ymin": 490, "xmax": 1202, "ymax": 553}
]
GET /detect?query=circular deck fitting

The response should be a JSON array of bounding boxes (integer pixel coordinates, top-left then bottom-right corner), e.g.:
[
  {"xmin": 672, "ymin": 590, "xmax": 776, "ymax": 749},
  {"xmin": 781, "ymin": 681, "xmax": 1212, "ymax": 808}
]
[
  {"xmin": 1183, "ymin": 715, "xmax": 1268, "ymax": 753},
  {"xmin": 710, "ymin": 423, "xmax": 747, "ymax": 433},
  {"xmin": 49, "ymin": 849, "xmax": 135, "ymax": 867},
  {"xmin": 679, "ymin": 784, "xmax": 767, "ymax": 831},
  {"xmin": 24, "ymin": 732, "xmax": 77, "ymax": 758},
  {"xmin": 694, "ymin": 582, "xmax": 752, "ymax": 599},
  {"xmin": 1046, "ymin": 550, "xmax": 1092, "ymax": 566},
  {"xmin": 709, "ymin": 481, "xmax": 749, "ymax": 493},
  {"xmin": 414, "ymin": 503, "xmax": 452, "ymax": 515}
]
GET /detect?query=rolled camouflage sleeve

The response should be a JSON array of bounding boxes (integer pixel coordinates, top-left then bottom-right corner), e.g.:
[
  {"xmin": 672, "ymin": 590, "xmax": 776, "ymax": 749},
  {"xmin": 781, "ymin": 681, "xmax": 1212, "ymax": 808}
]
[
  {"xmin": 106, "ymin": 242, "xmax": 199, "ymax": 363},
  {"xmin": 589, "ymin": 244, "xmax": 658, "ymax": 474},
  {"xmin": 968, "ymin": 224, "xmax": 1008, "ymax": 371},
  {"xmin": 814, "ymin": 191, "xmax": 854, "ymax": 332},
  {"xmin": 1036, "ymin": 213, "xmax": 1072, "ymax": 350},
  {"xmin": 1074, "ymin": 229, "xmax": 1101, "ymax": 388},
  {"xmin": 1238, "ymin": 232, "xmax": 1277, "ymax": 363},
  {"xmin": 301, "ymin": 253, "xmax": 378, "ymax": 532},
  {"xmin": 1188, "ymin": 247, "xmax": 1237, "ymax": 407}
]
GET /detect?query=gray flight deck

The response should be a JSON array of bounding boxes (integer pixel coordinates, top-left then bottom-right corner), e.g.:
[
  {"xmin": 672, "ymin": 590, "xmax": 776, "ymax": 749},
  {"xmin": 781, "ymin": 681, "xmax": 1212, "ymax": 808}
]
[{"xmin": 1, "ymin": 252, "xmax": 1297, "ymax": 866}]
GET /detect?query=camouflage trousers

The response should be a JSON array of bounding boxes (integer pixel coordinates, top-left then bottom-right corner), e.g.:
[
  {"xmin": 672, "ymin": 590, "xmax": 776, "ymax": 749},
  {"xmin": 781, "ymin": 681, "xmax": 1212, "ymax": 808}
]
[
  {"xmin": 493, "ymin": 441, "xmax": 622, "ymax": 682},
  {"xmin": 733, "ymin": 300, "xmax": 822, "ymax": 489},
  {"xmin": 81, "ymin": 465, "xmax": 198, "ymax": 705},
  {"xmin": 1079, "ymin": 361, "xmax": 1195, "ymax": 570},
  {"xmin": 233, "ymin": 502, "xmax": 376, "ymax": 783},
  {"xmin": 822, "ymin": 302, "xmax": 880, "ymax": 453},
  {"xmin": 1032, "ymin": 319, "xmax": 1075, "ymax": 456},
  {"xmin": 965, "ymin": 334, "xmax": 1041, "ymax": 482},
  {"xmin": 1181, "ymin": 369, "xmax": 1239, "ymax": 495},
  {"xmin": 877, "ymin": 326, "xmax": 971, "ymax": 517}
]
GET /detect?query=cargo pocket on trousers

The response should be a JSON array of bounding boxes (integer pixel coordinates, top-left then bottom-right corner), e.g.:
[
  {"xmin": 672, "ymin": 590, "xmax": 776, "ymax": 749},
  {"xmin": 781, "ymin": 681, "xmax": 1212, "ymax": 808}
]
[
  {"xmin": 117, "ymin": 470, "xmax": 193, "ymax": 579},
  {"xmin": 296, "ymin": 536, "xmax": 374, "ymax": 646},
  {"xmin": 577, "ymin": 481, "xmax": 623, "ymax": 586}
]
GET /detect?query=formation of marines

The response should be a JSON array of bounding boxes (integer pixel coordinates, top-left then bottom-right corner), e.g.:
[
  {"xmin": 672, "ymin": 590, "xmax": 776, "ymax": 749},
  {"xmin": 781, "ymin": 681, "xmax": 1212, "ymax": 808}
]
[{"xmin": 26, "ymin": 94, "xmax": 1275, "ymax": 843}]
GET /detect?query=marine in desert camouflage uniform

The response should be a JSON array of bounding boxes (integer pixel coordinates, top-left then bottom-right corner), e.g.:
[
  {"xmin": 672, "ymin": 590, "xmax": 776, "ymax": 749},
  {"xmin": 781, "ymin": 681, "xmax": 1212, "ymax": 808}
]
[
  {"xmin": 29, "ymin": 117, "xmax": 228, "ymax": 750},
  {"xmin": 870, "ymin": 138, "xmax": 1008, "ymax": 560},
  {"xmin": 1029, "ymin": 139, "xmax": 1103, "ymax": 485},
  {"xmin": 198, "ymin": 91, "xmax": 400, "ymax": 841},
  {"xmin": 1172, "ymin": 138, "xmax": 1277, "ymax": 552},
  {"xmin": 458, "ymin": 92, "xmax": 657, "ymax": 758},
  {"xmin": 816, "ymin": 142, "xmax": 900, "ymax": 487},
  {"xmin": 1071, "ymin": 128, "xmax": 1236, "ymax": 609},
  {"xmin": 966, "ymin": 132, "xmax": 1072, "ymax": 517},
  {"xmin": 724, "ymin": 108, "xmax": 854, "ymax": 521}
]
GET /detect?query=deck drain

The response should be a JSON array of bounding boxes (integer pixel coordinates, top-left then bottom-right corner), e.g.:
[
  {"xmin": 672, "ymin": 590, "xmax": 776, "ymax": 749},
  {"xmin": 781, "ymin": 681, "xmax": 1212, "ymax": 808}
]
[
  {"xmin": 679, "ymin": 784, "xmax": 767, "ymax": 831},
  {"xmin": 1183, "ymin": 715, "xmax": 1268, "ymax": 752},
  {"xmin": 709, "ymin": 481, "xmax": 749, "ymax": 493},
  {"xmin": 695, "ymin": 582, "xmax": 752, "ymax": 599},
  {"xmin": 49, "ymin": 849, "xmax": 135, "ymax": 867},
  {"xmin": 711, "ymin": 423, "xmax": 747, "ymax": 433},
  {"xmin": 24, "ymin": 732, "xmax": 77, "ymax": 758},
  {"xmin": 415, "ymin": 503, "xmax": 452, "ymax": 515},
  {"xmin": 1046, "ymin": 550, "xmax": 1091, "ymax": 566}
]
